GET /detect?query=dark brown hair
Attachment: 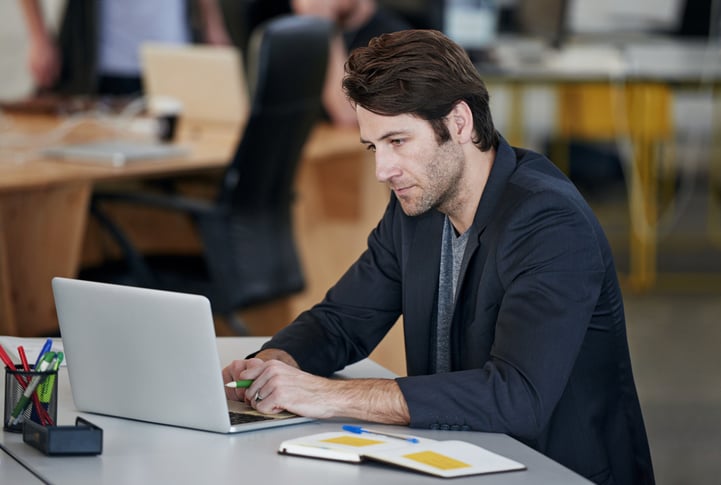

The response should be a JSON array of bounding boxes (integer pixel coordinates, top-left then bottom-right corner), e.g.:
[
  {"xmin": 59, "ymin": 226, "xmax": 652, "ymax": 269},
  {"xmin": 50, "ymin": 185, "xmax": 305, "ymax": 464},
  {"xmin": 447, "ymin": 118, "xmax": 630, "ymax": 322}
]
[{"xmin": 343, "ymin": 29, "xmax": 498, "ymax": 151}]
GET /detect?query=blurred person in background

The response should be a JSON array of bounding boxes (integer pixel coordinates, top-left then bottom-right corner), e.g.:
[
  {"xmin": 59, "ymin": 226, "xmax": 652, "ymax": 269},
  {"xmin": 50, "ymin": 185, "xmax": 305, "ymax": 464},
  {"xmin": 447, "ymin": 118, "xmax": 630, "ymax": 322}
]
[
  {"xmin": 289, "ymin": 0, "xmax": 409, "ymax": 126},
  {"xmin": 18, "ymin": 0, "xmax": 231, "ymax": 96}
]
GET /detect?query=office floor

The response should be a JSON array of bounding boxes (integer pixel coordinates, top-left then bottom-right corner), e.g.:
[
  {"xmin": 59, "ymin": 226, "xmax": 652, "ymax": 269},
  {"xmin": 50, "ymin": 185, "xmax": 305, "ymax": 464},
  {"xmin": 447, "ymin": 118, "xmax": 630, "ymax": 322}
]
[
  {"xmin": 586, "ymin": 172, "xmax": 721, "ymax": 485},
  {"xmin": 625, "ymin": 291, "xmax": 721, "ymax": 485}
]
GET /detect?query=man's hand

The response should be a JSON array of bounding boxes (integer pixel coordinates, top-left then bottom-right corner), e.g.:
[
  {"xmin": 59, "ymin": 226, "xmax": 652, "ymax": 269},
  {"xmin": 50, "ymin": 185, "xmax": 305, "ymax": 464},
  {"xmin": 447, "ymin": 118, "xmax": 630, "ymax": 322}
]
[
  {"xmin": 223, "ymin": 351, "xmax": 410, "ymax": 424},
  {"xmin": 28, "ymin": 36, "xmax": 60, "ymax": 89},
  {"xmin": 223, "ymin": 348, "xmax": 300, "ymax": 402},
  {"xmin": 18, "ymin": 0, "xmax": 61, "ymax": 89},
  {"xmin": 223, "ymin": 357, "xmax": 267, "ymax": 402}
]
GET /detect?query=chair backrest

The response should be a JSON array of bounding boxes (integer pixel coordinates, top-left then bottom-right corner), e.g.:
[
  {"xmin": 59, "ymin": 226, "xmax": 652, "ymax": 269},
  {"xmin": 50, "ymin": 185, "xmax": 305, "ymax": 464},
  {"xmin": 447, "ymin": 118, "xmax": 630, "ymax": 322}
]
[
  {"xmin": 217, "ymin": 15, "xmax": 332, "ymax": 210},
  {"xmin": 199, "ymin": 15, "xmax": 331, "ymax": 311}
]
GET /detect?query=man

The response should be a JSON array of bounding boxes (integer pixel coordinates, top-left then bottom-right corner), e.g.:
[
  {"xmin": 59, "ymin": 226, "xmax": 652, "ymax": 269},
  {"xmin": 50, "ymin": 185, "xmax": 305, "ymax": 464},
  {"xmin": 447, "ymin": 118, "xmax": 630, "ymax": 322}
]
[{"xmin": 223, "ymin": 30, "xmax": 654, "ymax": 484}]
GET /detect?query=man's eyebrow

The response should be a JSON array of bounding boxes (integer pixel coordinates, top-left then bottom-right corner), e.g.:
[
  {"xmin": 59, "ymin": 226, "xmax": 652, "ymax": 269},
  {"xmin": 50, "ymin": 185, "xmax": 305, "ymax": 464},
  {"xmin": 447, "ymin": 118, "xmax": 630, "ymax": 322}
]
[{"xmin": 360, "ymin": 130, "xmax": 408, "ymax": 145}]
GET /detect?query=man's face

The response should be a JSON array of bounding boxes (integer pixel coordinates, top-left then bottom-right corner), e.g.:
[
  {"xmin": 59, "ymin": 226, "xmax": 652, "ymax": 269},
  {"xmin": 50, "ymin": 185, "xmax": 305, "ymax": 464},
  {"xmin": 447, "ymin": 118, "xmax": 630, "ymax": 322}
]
[{"xmin": 357, "ymin": 107, "xmax": 466, "ymax": 217}]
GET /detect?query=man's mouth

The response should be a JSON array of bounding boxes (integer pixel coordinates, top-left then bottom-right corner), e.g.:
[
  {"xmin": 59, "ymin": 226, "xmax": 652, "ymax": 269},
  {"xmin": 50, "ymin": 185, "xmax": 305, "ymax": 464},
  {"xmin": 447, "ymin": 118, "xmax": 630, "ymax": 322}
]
[{"xmin": 392, "ymin": 185, "xmax": 413, "ymax": 197}]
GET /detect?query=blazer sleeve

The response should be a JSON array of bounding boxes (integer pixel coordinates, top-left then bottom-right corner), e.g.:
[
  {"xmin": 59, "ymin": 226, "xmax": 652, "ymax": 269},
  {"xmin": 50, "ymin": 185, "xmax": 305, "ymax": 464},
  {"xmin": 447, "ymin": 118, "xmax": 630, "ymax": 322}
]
[
  {"xmin": 397, "ymin": 190, "xmax": 606, "ymax": 439},
  {"xmin": 259, "ymin": 198, "xmax": 404, "ymax": 376}
]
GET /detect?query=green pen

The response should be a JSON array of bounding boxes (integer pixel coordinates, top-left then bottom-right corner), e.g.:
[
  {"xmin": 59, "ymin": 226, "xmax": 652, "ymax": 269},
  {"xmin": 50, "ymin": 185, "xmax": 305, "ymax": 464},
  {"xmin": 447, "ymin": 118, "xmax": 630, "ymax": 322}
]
[
  {"xmin": 8, "ymin": 352, "xmax": 56, "ymax": 427},
  {"xmin": 225, "ymin": 379, "xmax": 253, "ymax": 389}
]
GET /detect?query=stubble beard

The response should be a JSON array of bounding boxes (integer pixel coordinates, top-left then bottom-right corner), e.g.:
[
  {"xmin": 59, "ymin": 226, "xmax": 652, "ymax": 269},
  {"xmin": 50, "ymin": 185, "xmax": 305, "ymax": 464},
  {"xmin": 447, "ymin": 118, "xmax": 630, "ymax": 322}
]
[{"xmin": 397, "ymin": 140, "xmax": 466, "ymax": 218}]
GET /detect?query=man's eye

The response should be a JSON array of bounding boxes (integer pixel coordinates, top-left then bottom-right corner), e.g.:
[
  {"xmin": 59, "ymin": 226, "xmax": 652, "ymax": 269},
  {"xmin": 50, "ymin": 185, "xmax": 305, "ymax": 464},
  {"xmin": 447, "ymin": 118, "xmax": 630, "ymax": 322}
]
[
  {"xmin": 366, "ymin": 145, "xmax": 376, "ymax": 152},
  {"xmin": 391, "ymin": 139, "xmax": 404, "ymax": 146}
]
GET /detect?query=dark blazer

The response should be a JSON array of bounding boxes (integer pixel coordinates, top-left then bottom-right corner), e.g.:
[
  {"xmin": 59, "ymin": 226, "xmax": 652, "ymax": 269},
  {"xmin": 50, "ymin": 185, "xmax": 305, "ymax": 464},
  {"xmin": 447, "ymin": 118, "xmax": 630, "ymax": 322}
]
[{"xmin": 263, "ymin": 137, "xmax": 654, "ymax": 485}]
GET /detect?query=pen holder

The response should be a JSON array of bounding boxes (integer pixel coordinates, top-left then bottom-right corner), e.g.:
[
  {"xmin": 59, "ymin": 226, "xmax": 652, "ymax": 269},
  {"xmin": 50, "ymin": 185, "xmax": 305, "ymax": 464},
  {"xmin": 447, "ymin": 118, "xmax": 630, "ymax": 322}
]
[{"xmin": 4, "ymin": 365, "xmax": 58, "ymax": 433}]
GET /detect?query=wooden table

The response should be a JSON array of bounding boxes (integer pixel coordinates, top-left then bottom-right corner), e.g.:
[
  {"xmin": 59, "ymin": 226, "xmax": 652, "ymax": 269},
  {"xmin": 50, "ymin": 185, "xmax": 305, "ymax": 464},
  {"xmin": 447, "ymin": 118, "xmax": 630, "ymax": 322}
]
[{"xmin": 0, "ymin": 114, "xmax": 369, "ymax": 337}]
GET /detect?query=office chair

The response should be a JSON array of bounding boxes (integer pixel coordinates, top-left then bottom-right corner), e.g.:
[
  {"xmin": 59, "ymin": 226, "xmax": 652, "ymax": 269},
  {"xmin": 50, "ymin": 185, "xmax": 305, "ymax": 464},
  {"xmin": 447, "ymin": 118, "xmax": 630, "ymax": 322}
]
[{"xmin": 85, "ymin": 15, "xmax": 332, "ymax": 334}]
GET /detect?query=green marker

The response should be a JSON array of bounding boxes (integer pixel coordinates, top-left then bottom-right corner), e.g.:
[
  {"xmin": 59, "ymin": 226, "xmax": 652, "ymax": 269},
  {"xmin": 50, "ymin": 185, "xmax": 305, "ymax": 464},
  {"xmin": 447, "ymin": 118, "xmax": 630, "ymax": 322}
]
[
  {"xmin": 38, "ymin": 351, "xmax": 64, "ymax": 403},
  {"xmin": 225, "ymin": 379, "xmax": 253, "ymax": 389}
]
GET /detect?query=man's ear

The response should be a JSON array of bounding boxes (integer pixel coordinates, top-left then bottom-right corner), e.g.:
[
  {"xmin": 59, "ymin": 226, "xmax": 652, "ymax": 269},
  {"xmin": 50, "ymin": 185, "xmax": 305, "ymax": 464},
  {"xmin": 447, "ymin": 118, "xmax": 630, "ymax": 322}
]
[{"xmin": 447, "ymin": 100, "xmax": 474, "ymax": 143}]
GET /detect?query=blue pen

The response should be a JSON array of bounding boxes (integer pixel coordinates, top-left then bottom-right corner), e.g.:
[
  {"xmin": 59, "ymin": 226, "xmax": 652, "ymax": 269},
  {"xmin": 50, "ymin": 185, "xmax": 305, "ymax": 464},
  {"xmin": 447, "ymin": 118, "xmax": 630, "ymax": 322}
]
[
  {"xmin": 342, "ymin": 425, "xmax": 419, "ymax": 443},
  {"xmin": 33, "ymin": 338, "xmax": 53, "ymax": 369}
]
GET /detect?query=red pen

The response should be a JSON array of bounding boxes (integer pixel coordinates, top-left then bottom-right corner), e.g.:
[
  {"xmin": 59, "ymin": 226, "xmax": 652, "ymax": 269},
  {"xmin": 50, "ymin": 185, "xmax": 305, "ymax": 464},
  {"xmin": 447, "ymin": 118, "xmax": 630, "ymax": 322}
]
[
  {"xmin": 0, "ymin": 344, "xmax": 27, "ymax": 389},
  {"xmin": 17, "ymin": 346, "xmax": 30, "ymax": 372}
]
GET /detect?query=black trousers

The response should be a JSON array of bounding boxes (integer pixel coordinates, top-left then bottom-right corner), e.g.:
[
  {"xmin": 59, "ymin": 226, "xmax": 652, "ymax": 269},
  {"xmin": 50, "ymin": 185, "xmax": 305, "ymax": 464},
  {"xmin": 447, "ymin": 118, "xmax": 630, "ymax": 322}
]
[{"xmin": 97, "ymin": 74, "xmax": 143, "ymax": 96}]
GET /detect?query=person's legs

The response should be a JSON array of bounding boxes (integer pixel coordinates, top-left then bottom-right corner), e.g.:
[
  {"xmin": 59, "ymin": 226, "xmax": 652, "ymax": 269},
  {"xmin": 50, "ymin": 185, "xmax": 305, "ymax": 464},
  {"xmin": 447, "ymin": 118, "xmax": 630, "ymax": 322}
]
[{"xmin": 97, "ymin": 74, "xmax": 143, "ymax": 96}]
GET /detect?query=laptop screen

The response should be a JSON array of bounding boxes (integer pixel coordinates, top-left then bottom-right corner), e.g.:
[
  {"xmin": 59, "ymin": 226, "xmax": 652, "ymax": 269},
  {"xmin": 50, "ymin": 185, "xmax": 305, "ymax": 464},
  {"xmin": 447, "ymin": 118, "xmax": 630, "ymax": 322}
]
[
  {"xmin": 443, "ymin": 0, "xmax": 500, "ymax": 52},
  {"xmin": 51, "ymin": 278, "xmax": 312, "ymax": 433},
  {"xmin": 140, "ymin": 43, "xmax": 250, "ymax": 127}
]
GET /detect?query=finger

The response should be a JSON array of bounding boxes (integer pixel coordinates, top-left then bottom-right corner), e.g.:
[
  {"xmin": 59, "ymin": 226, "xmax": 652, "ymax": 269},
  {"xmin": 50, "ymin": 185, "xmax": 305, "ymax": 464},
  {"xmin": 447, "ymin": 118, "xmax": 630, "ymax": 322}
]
[
  {"xmin": 223, "ymin": 360, "xmax": 247, "ymax": 382},
  {"xmin": 245, "ymin": 377, "xmax": 267, "ymax": 406},
  {"xmin": 225, "ymin": 380, "xmax": 243, "ymax": 401},
  {"xmin": 224, "ymin": 374, "xmax": 249, "ymax": 401},
  {"xmin": 226, "ymin": 387, "xmax": 245, "ymax": 401},
  {"xmin": 223, "ymin": 360, "xmax": 255, "ymax": 400},
  {"xmin": 222, "ymin": 364, "xmax": 236, "ymax": 400},
  {"xmin": 221, "ymin": 364, "xmax": 234, "ymax": 383},
  {"xmin": 244, "ymin": 364, "xmax": 278, "ymax": 407},
  {"xmin": 243, "ymin": 357, "xmax": 267, "ymax": 370},
  {"xmin": 251, "ymin": 386, "xmax": 280, "ymax": 414}
]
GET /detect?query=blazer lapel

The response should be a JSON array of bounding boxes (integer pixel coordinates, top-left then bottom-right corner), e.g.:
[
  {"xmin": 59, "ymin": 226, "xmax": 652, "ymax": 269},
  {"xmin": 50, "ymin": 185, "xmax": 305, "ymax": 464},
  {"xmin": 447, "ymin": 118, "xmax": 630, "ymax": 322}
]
[
  {"xmin": 403, "ymin": 211, "xmax": 444, "ymax": 375},
  {"xmin": 449, "ymin": 138, "xmax": 519, "ymax": 367},
  {"xmin": 457, "ymin": 137, "xmax": 518, "ymax": 291}
]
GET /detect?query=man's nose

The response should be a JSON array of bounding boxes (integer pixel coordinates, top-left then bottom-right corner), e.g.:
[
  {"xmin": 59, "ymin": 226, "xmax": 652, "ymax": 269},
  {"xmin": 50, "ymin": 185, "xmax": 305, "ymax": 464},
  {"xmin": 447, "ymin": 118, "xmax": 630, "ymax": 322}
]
[{"xmin": 374, "ymin": 150, "xmax": 401, "ymax": 183}]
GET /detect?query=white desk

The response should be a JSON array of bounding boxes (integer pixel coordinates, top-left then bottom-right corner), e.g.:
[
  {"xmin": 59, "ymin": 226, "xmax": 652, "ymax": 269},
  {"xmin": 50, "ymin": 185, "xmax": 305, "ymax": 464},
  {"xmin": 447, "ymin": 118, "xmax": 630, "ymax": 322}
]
[
  {"xmin": 1, "ymin": 447, "xmax": 45, "ymax": 484},
  {"xmin": 1, "ymin": 337, "xmax": 590, "ymax": 484}
]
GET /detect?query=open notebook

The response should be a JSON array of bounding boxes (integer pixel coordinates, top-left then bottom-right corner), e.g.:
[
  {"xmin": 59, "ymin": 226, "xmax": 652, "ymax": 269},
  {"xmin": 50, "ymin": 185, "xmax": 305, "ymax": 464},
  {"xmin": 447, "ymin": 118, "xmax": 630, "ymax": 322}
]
[
  {"xmin": 279, "ymin": 430, "xmax": 526, "ymax": 478},
  {"xmin": 51, "ymin": 277, "xmax": 312, "ymax": 433}
]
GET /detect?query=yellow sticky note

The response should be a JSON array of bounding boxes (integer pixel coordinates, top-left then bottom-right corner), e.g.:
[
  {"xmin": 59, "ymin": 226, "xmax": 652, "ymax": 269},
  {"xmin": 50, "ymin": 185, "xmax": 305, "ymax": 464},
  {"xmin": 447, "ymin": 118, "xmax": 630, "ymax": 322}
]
[
  {"xmin": 322, "ymin": 436, "xmax": 384, "ymax": 447},
  {"xmin": 403, "ymin": 450, "xmax": 471, "ymax": 470}
]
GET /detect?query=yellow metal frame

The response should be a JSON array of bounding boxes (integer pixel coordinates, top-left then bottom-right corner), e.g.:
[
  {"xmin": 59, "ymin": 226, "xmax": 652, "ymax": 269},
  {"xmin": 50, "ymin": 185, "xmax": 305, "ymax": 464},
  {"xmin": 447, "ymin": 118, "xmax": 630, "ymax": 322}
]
[{"xmin": 499, "ymin": 80, "xmax": 673, "ymax": 292}]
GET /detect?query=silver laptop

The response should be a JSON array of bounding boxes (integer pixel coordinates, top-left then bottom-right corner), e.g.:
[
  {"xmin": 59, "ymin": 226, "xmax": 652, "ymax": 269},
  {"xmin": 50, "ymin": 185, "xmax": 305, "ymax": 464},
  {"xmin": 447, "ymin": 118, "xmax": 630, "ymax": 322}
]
[
  {"xmin": 51, "ymin": 277, "xmax": 312, "ymax": 433},
  {"xmin": 42, "ymin": 140, "xmax": 188, "ymax": 167}
]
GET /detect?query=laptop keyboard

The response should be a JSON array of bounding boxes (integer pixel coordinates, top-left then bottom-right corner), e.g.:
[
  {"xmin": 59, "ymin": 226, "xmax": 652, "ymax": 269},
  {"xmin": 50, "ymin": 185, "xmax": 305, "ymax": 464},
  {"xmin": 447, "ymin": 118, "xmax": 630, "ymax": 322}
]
[{"xmin": 229, "ymin": 411, "xmax": 275, "ymax": 425}]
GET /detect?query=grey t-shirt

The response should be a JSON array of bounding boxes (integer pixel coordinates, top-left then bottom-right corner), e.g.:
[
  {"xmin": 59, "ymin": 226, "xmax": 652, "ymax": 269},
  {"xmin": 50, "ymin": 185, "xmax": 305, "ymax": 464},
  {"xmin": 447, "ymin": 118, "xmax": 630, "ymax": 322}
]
[{"xmin": 433, "ymin": 216, "xmax": 470, "ymax": 373}]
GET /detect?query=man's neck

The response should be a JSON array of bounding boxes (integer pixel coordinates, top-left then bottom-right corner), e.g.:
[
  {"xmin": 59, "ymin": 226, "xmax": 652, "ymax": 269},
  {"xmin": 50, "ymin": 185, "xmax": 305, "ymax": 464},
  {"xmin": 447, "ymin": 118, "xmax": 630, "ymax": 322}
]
[{"xmin": 446, "ymin": 147, "xmax": 495, "ymax": 235}]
